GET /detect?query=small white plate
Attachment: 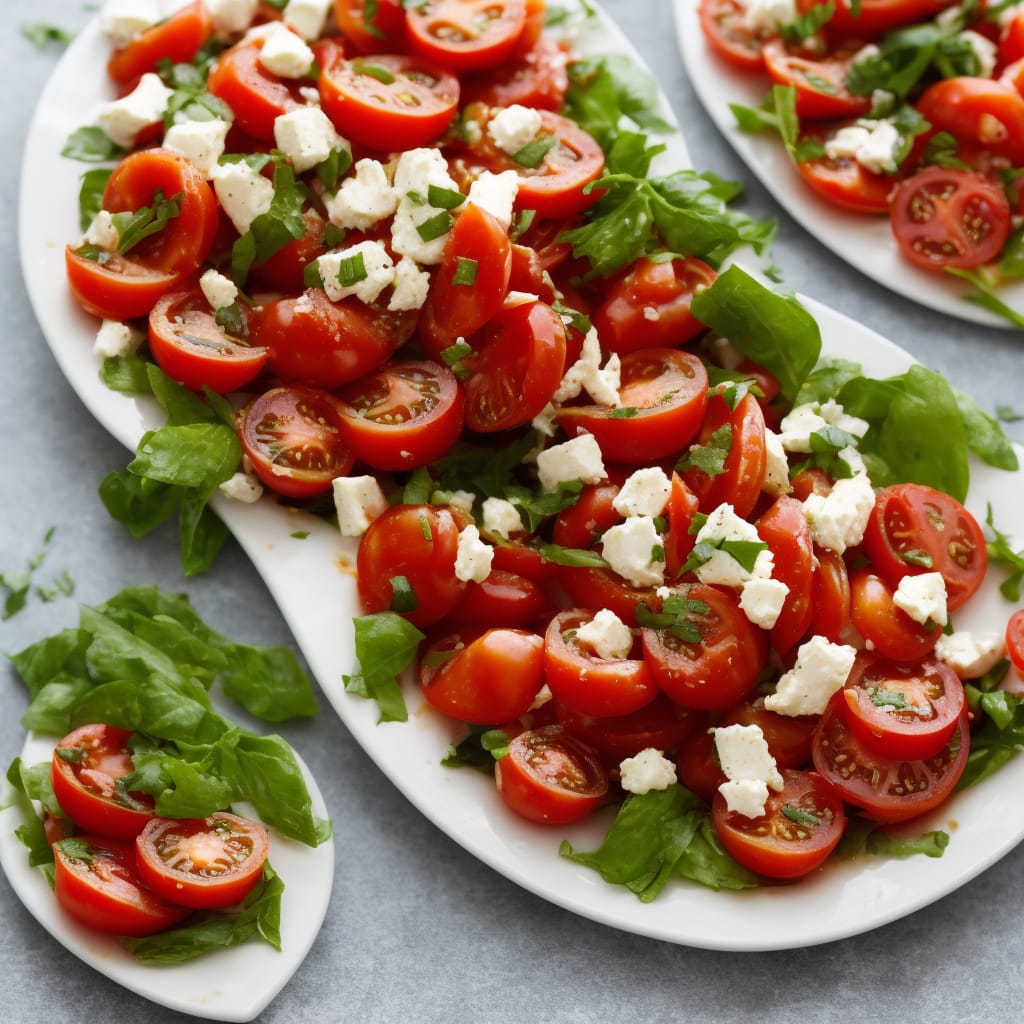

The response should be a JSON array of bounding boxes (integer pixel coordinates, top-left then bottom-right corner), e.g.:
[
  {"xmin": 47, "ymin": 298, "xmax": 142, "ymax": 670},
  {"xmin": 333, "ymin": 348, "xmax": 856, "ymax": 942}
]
[
  {"xmin": 673, "ymin": 0, "xmax": 1024, "ymax": 328},
  {"xmin": 0, "ymin": 732, "xmax": 334, "ymax": 1021}
]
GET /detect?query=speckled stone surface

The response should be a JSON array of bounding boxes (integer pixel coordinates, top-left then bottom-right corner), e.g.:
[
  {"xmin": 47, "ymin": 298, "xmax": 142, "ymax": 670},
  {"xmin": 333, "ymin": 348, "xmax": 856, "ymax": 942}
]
[{"xmin": 2, "ymin": 3, "xmax": 1023, "ymax": 1022}]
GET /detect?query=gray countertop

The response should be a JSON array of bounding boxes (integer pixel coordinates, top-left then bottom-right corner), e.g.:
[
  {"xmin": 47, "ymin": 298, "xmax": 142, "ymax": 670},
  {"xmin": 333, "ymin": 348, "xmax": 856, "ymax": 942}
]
[{"xmin": 2, "ymin": 2, "xmax": 1023, "ymax": 1022}]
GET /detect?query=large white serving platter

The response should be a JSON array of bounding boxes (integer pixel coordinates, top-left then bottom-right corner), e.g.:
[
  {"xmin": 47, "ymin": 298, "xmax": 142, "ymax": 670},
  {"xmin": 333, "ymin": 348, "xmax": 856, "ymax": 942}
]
[
  {"xmin": 673, "ymin": 0, "xmax": 1024, "ymax": 328},
  {"xmin": 15, "ymin": 0, "xmax": 1024, "ymax": 955}
]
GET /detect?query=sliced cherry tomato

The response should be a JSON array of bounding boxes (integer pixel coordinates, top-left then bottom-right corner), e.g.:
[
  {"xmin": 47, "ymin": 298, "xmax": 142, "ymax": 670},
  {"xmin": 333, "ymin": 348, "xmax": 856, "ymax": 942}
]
[
  {"xmin": 551, "ymin": 469, "xmax": 628, "ymax": 550},
  {"xmin": 495, "ymin": 724, "xmax": 608, "ymax": 824},
  {"xmin": 761, "ymin": 39, "xmax": 872, "ymax": 121},
  {"xmin": 418, "ymin": 203, "xmax": 512, "ymax": 359},
  {"xmin": 796, "ymin": 0, "xmax": 958, "ymax": 36},
  {"xmin": 795, "ymin": 136, "xmax": 896, "ymax": 214},
  {"xmin": 419, "ymin": 626, "xmax": 544, "ymax": 722},
  {"xmin": 135, "ymin": 812, "xmax": 269, "ymax": 910},
  {"xmin": 319, "ymin": 51, "xmax": 460, "ymax": 151},
  {"xmin": 698, "ymin": 0, "xmax": 768, "ymax": 72},
  {"xmin": 239, "ymin": 385, "xmax": 354, "ymax": 498},
  {"xmin": 556, "ymin": 348, "xmax": 709, "ymax": 465},
  {"xmin": 54, "ymin": 835, "xmax": 189, "ymax": 937},
  {"xmin": 712, "ymin": 768, "xmax": 846, "ymax": 879},
  {"xmin": 148, "ymin": 286, "xmax": 267, "ymax": 394},
  {"xmin": 337, "ymin": 359, "xmax": 465, "ymax": 470},
  {"xmin": 756, "ymin": 496, "xmax": 814, "ymax": 655},
  {"xmin": 1007, "ymin": 609, "xmax": 1024, "ymax": 679},
  {"xmin": 720, "ymin": 698, "xmax": 816, "ymax": 769},
  {"xmin": 107, "ymin": 1, "xmax": 213, "ymax": 88},
  {"xmin": 253, "ymin": 288, "xmax": 414, "ymax": 389},
  {"xmin": 641, "ymin": 583, "xmax": 768, "ymax": 711},
  {"xmin": 406, "ymin": 0, "xmax": 527, "ymax": 72},
  {"xmin": 334, "ymin": 0, "xmax": 408, "ymax": 53},
  {"xmin": 812, "ymin": 692, "xmax": 970, "ymax": 822},
  {"xmin": 489, "ymin": 539, "xmax": 559, "ymax": 581},
  {"xmin": 676, "ymin": 728, "xmax": 725, "ymax": 803},
  {"xmin": 663, "ymin": 472, "xmax": 700, "ymax": 578},
  {"xmin": 889, "ymin": 165, "xmax": 1011, "ymax": 271},
  {"xmin": 448, "ymin": 568, "xmax": 548, "ymax": 627},
  {"xmin": 841, "ymin": 653, "xmax": 965, "ymax": 760},
  {"xmin": 65, "ymin": 249, "xmax": 181, "ymax": 322},
  {"xmin": 849, "ymin": 569, "xmax": 942, "ymax": 662},
  {"xmin": 463, "ymin": 299, "xmax": 566, "ymax": 432},
  {"xmin": 916, "ymin": 77, "xmax": 1024, "ymax": 166},
  {"xmin": 863, "ymin": 483, "xmax": 988, "ymax": 611},
  {"xmin": 683, "ymin": 391, "xmax": 767, "ymax": 519},
  {"xmin": 51, "ymin": 724, "xmax": 154, "ymax": 841},
  {"xmin": 811, "ymin": 547, "xmax": 852, "ymax": 643},
  {"xmin": 461, "ymin": 37, "xmax": 571, "ymax": 110},
  {"xmin": 357, "ymin": 503, "xmax": 467, "ymax": 626},
  {"xmin": 543, "ymin": 609, "xmax": 658, "ymax": 718},
  {"xmin": 557, "ymin": 565, "xmax": 664, "ymax": 624},
  {"xmin": 591, "ymin": 257, "xmax": 716, "ymax": 355}
]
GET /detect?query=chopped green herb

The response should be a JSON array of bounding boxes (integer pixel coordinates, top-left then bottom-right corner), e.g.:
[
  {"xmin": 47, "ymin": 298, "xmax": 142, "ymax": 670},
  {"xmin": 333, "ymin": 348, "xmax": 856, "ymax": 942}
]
[
  {"xmin": 415, "ymin": 210, "xmax": 454, "ymax": 242},
  {"xmin": 61, "ymin": 125, "xmax": 126, "ymax": 162},
  {"xmin": 21, "ymin": 22, "xmax": 74, "ymax": 47},
  {"xmin": 780, "ymin": 805, "xmax": 823, "ymax": 827},
  {"xmin": 113, "ymin": 190, "xmax": 184, "ymax": 256},
  {"xmin": 353, "ymin": 61, "xmax": 396, "ymax": 84},
  {"xmin": 452, "ymin": 256, "xmax": 479, "ymax": 286},
  {"xmin": 389, "ymin": 575, "xmax": 418, "ymax": 613},
  {"xmin": 427, "ymin": 183, "xmax": 466, "ymax": 210},
  {"xmin": 337, "ymin": 250, "xmax": 368, "ymax": 287},
  {"xmin": 512, "ymin": 135, "xmax": 558, "ymax": 169}
]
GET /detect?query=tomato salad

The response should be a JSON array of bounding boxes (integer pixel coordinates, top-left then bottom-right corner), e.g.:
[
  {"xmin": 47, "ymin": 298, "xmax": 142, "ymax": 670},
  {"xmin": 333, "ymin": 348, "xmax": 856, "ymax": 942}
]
[
  {"xmin": 700, "ymin": 0, "xmax": 1024, "ymax": 323},
  {"xmin": 62, "ymin": 0, "xmax": 1024, "ymax": 895}
]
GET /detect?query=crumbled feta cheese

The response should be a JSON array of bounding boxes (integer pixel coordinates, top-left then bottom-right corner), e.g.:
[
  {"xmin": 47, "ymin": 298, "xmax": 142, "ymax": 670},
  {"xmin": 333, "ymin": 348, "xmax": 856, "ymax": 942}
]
[
  {"xmin": 83, "ymin": 210, "xmax": 119, "ymax": 251},
  {"xmin": 777, "ymin": 400, "xmax": 867, "ymax": 454},
  {"xmin": 600, "ymin": 515, "xmax": 666, "ymax": 587},
  {"xmin": 613, "ymin": 467, "xmax": 672, "ymax": 518},
  {"xmin": 619, "ymin": 748, "xmax": 677, "ymax": 795},
  {"xmin": 892, "ymin": 571, "xmax": 948, "ymax": 627},
  {"xmin": 454, "ymin": 525, "xmax": 493, "ymax": 583},
  {"xmin": 576, "ymin": 609, "xmax": 633, "ymax": 661},
  {"xmin": 531, "ymin": 402, "xmax": 558, "ymax": 438},
  {"xmin": 100, "ymin": 0, "xmax": 160, "ymax": 47},
  {"xmin": 283, "ymin": 0, "xmax": 332, "ymax": 40},
  {"xmin": 762, "ymin": 428, "xmax": 791, "ymax": 496},
  {"xmin": 199, "ymin": 269, "xmax": 238, "ymax": 312},
  {"xmin": 934, "ymin": 631, "xmax": 1006, "ymax": 680},
  {"xmin": 764, "ymin": 635, "xmax": 857, "ymax": 717},
  {"xmin": 97, "ymin": 72, "xmax": 172, "ymax": 148},
  {"xmin": 505, "ymin": 290, "xmax": 538, "ymax": 307},
  {"xmin": 258, "ymin": 23, "xmax": 315, "ymax": 78},
  {"xmin": 467, "ymin": 170, "xmax": 519, "ymax": 230},
  {"xmin": 957, "ymin": 30, "xmax": 997, "ymax": 78},
  {"xmin": 388, "ymin": 257, "xmax": 431, "ymax": 312},
  {"xmin": 94, "ymin": 319, "xmax": 144, "ymax": 359},
  {"xmin": 447, "ymin": 490, "xmax": 476, "ymax": 513},
  {"xmin": 824, "ymin": 119, "xmax": 901, "ymax": 175},
  {"xmin": 536, "ymin": 433, "xmax": 606, "ymax": 491},
  {"xmin": 553, "ymin": 327, "xmax": 621, "ymax": 408},
  {"xmin": 390, "ymin": 148, "xmax": 462, "ymax": 264},
  {"xmin": 212, "ymin": 161, "xmax": 275, "ymax": 235},
  {"xmin": 737, "ymin": 0, "xmax": 796, "ymax": 34},
  {"xmin": 481, "ymin": 497, "xmax": 524, "ymax": 538},
  {"xmin": 802, "ymin": 457, "xmax": 876, "ymax": 553},
  {"xmin": 274, "ymin": 106, "xmax": 346, "ymax": 173},
  {"xmin": 218, "ymin": 471, "xmax": 264, "ymax": 503},
  {"xmin": 325, "ymin": 158, "xmax": 399, "ymax": 231},
  {"xmin": 693, "ymin": 503, "xmax": 773, "ymax": 588},
  {"xmin": 206, "ymin": 0, "xmax": 258, "ymax": 35},
  {"xmin": 487, "ymin": 104, "xmax": 543, "ymax": 155},
  {"xmin": 739, "ymin": 576, "xmax": 790, "ymax": 630},
  {"xmin": 163, "ymin": 118, "xmax": 231, "ymax": 178},
  {"xmin": 713, "ymin": 723, "xmax": 784, "ymax": 818},
  {"xmin": 529, "ymin": 684, "xmax": 553, "ymax": 711},
  {"xmin": 333, "ymin": 475, "xmax": 388, "ymax": 537},
  {"xmin": 819, "ymin": 399, "xmax": 869, "ymax": 439},
  {"xmin": 316, "ymin": 239, "xmax": 395, "ymax": 304}
]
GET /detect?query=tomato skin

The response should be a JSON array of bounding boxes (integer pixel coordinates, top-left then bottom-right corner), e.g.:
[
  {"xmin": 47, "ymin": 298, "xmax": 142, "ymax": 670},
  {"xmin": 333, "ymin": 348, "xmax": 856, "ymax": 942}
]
[
  {"xmin": 795, "ymin": 145, "xmax": 895, "ymax": 214},
  {"xmin": 66, "ymin": 248, "xmax": 180, "ymax": 321},
  {"xmin": 107, "ymin": 1, "xmax": 213, "ymax": 88},
  {"xmin": 721, "ymin": 698, "xmax": 816, "ymax": 770},
  {"xmin": 1007, "ymin": 609, "xmax": 1024, "ymax": 679},
  {"xmin": 755, "ymin": 496, "xmax": 814, "ymax": 656},
  {"xmin": 841, "ymin": 654, "xmax": 965, "ymax": 761},
  {"xmin": 698, "ymin": 0, "xmax": 767, "ymax": 72},
  {"xmin": 54, "ymin": 836, "xmax": 190, "ymax": 937},
  {"xmin": 712, "ymin": 769, "xmax": 846, "ymax": 879},
  {"xmin": 419, "ymin": 627, "xmax": 544, "ymax": 723},
  {"xmin": 849, "ymin": 569, "xmax": 941, "ymax": 662},
  {"xmin": 916, "ymin": 77, "xmax": 1024, "ymax": 166},
  {"xmin": 551, "ymin": 469, "xmax": 628, "ymax": 550},
  {"xmin": 812, "ymin": 693, "xmax": 970, "ymax": 822},
  {"xmin": 811, "ymin": 547, "xmax": 852, "ymax": 643},
  {"xmin": 357, "ymin": 504, "xmax": 467, "ymax": 627},
  {"xmin": 557, "ymin": 348, "xmax": 710, "ymax": 465},
  {"xmin": 335, "ymin": 0, "xmax": 408, "ymax": 53},
  {"xmin": 495, "ymin": 725, "xmax": 609, "ymax": 824},
  {"xmin": 239, "ymin": 385, "xmax": 355, "ymax": 499},
  {"xmin": 543, "ymin": 609, "xmax": 659, "ymax": 718},
  {"xmin": 862, "ymin": 483, "xmax": 988, "ymax": 612},
  {"xmin": 250, "ymin": 207, "xmax": 328, "ymax": 293},
  {"xmin": 591, "ymin": 257, "xmax": 716, "ymax": 355},
  {"xmin": 461, "ymin": 37, "xmax": 571, "ymax": 111},
  {"xmin": 406, "ymin": 0, "xmax": 528, "ymax": 72},
  {"xmin": 448, "ymin": 568, "xmax": 548, "ymax": 627},
  {"xmin": 51, "ymin": 725, "xmax": 154, "ymax": 841},
  {"xmin": 761, "ymin": 39, "xmax": 872, "ymax": 121},
  {"xmin": 337, "ymin": 359, "xmax": 465, "ymax": 471},
  {"xmin": 797, "ymin": 0, "xmax": 957, "ymax": 36},
  {"xmin": 135, "ymin": 812, "xmax": 269, "ymax": 910}
]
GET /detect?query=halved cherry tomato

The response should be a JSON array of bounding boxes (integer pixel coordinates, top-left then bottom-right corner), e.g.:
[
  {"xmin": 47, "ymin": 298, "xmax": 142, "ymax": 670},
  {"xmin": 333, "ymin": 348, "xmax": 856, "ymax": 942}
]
[
  {"xmin": 756, "ymin": 496, "xmax": 814, "ymax": 656},
  {"xmin": 461, "ymin": 37, "xmax": 571, "ymax": 110},
  {"xmin": 720, "ymin": 698, "xmax": 816, "ymax": 769},
  {"xmin": 811, "ymin": 547, "xmax": 852, "ymax": 643},
  {"xmin": 761, "ymin": 39, "xmax": 872, "ymax": 121},
  {"xmin": 676, "ymin": 727, "xmax": 725, "ymax": 803},
  {"xmin": 795, "ymin": 137, "xmax": 895, "ymax": 214},
  {"xmin": 334, "ymin": 0, "xmax": 408, "ymax": 53},
  {"xmin": 65, "ymin": 250, "xmax": 181, "ymax": 322},
  {"xmin": 863, "ymin": 483, "xmax": 988, "ymax": 611},
  {"xmin": 135, "ymin": 812, "xmax": 269, "ymax": 910},
  {"xmin": 337, "ymin": 359, "xmax": 465, "ymax": 470},
  {"xmin": 406, "ymin": 0, "xmax": 527, "ymax": 72},
  {"xmin": 419, "ymin": 626, "xmax": 544, "ymax": 722},
  {"xmin": 796, "ymin": 0, "xmax": 958, "ymax": 37},
  {"xmin": 557, "ymin": 348, "xmax": 709, "ymax": 464},
  {"xmin": 698, "ymin": 0, "xmax": 768, "ymax": 72},
  {"xmin": 812, "ymin": 692, "xmax": 970, "ymax": 822},
  {"xmin": 712, "ymin": 768, "xmax": 846, "ymax": 879},
  {"xmin": 463, "ymin": 299, "xmax": 566, "ymax": 432},
  {"xmin": 841, "ymin": 653, "xmax": 965, "ymax": 760},
  {"xmin": 543, "ymin": 609, "xmax": 658, "ymax": 718},
  {"xmin": 239, "ymin": 385, "xmax": 354, "ymax": 498},
  {"xmin": 916, "ymin": 77, "xmax": 1024, "ymax": 166},
  {"xmin": 641, "ymin": 583, "xmax": 768, "ymax": 710},
  {"xmin": 107, "ymin": 1, "xmax": 213, "ymax": 88},
  {"xmin": 849, "ymin": 569, "xmax": 942, "ymax": 662},
  {"xmin": 51, "ymin": 724, "xmax": 154, "ymax": 841},
  {"xmin": 551, "ymin": 467, "xmax": 628, "ymax": 550},
  {"xmin": 557, "ymin": 565, "xmax": 664, "ymax": 624},
  {"xmin": 148, "ymin": 286, "xmax": 267, "ymax": 394},
  {"xmin": 357, "ymin": 503, "xmax": 467, "ymax": 626},
  {"xmin": 889, "ymin": 165, "xmax": 1012, "ymax": 271},
  {"xmin": 591, "ymin": 257, "xmax": 716, "ymax": 354},
  {"xmin": 495, "ymin": 724, "xmax": 608, "ymax": 824},
  {"xmin": 663, "ymin": 472, "xmax": 700, "ymax": 577},
  {"xmin": 490, "ymin": 539, "xmax": 559, "ymax": 581},
  {"xmin": 319, "ymin": 51, "xmax": 460, "ymax": 151},
  {"xmin": 54, "ymin": 835, "xmax": 189, "ymax": 936},
  {"xmin": 448, "ymin": 568, "xmax": 548, "ymax": 627},
  {"xmin": 1007, "ymin": 609, "xmax": 1024, "ymax": 679}
]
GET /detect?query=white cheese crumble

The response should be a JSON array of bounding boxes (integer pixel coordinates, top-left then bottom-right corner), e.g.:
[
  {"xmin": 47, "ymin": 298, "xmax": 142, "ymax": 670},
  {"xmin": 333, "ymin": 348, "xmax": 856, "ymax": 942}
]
[
  {"xmin": 100, "ymin": 0, "xmax": 160, "ymax": 47},
  {"xmin": 83, "ymin": 210, "xmax": 119, "ymax": 251},
  {"xmin": 333, "ymin": 476, "xmax": 389, "ymax": 537},
  {"xmin": 283, "ymin": 0, "xmax": 332, "ymax": 40},
  {"xmin": 619, "ymin": 748, "xmax": 677, "ymax": 795},
  {"xmin": 892, "ymin": 571, "xmax": 949, "ymax": 627},
  {"xmin": 536, "ymin": 433, "xmax": 606, "ymax": 491},
  {"xmin": 454, "ymin": 525, "xmax": 493, "ymax": 583},
  {"xmin": 600, "ymin": 515, "xmax": 666, "ymax": 587},
  {"xmin": 258, "ymin": 23, "xmax": 316, "ymax": 78},
  {"xmin": 163, "ymin": 118, "xmax": 231, "ymax": 178},
  {"xmin": 487, "ymin": 104, "xmax": 543, "ymax": 155},
  {"xmin": 212, "ymin": 161, "xmax": 275, "ymax": 235},
  {"xmin": 737, "ymin": 0, "xmax": 797, "ymax": 34},
  {"xmin": 778, "ymin": 400, "xmax": 868, "ymax": 454},
  {"xmin": 762, "ymin": 428, "xmax": 791, "ymax": 496},
  {"xmin": 692, "ymin": 503, "xmax": 774, "ymax": 589},
  {"xmin": 206, "ymin": 0, "xmax": 258, "ymax": 35},
  {"xmin": 765, "ymin": 635, "xmax": 857, "ymax": 717},
  {"xmin": 802, "ymin": 448, "xmax": 876, "ymax": 554},
  {"xmin": 576, "ymin": 608, "xmax": 633, "ymax": 661},
  {"xmin": 739, "ymin": 576, "xmax": 790, "ymax": 630},
  {"xmin": 612, "ymin": 467, "xmax": 672, "ymax": 519},
  {"xmin": 325, "ymin": 158, "xmax": 399, "ymax": 232},
  {"xmin": 97, "ymin": 72, "xmax": 172, "ymax": 149},
  {"xmin": 94, "ymin": 319, "xmax": 144, "ymax": 359},
  {"xmin": 713, "ymin": 723, "xmax": 784, "ymax": 819},
  {"xmin": 388, "ymin": 257, "xmax": 431, "ymax": 312},
  {"xmin": 316, "ymin": 240, "xmax": 395, "ymax": 305},
  {"xmin": 934, "ymin": 631, "xmax": 1006, "ymax": 680},
  {"xmin": 481, "ymin": 497, "xmax": 524, "ymax": 538},
  {"xmin": 824, "ymin": 119, "xmax": 901, "ymax": 175},
  {"xmin": 390, "ymin": 148, "xmax": 463, "ymax": 264},
  {"xmin": 218, "ymin": 471, "xmax": 264, "ymax": 503},
  {"xmin": 274, "ymin": 106, "xmax": 347, "ymax": 173},
  {"xmin": 553, "ymin": 327, "xmax": 621, "ymax": 408},
  {"xmin": 199, "ymin": 269, "xmax": 238, "ymax": 312},
  {"xmin": 467, "ymin": 169, "xmax": 519, "ymax": 230}
]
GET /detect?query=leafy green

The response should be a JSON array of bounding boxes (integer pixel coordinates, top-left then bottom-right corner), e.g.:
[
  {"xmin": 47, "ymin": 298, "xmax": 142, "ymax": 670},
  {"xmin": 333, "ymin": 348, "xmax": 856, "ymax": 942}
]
[
  {"xmin": 343, "ymin": 612, "xmax": 424, "ymax": 722},
  {"xmin": 4, "ymin": 760, "xmax": 56, "ymax": 873},
  {"xmin": 442, "ymin": 726, "xmax": 511, "ymax": 770},
  {"xmin": 731, "ymin": 85, "xmax": 824, "ymax": 164},
  {"xmin": 837, "ymin": 818, "xmax": 950, "ymax": 859},
  {"xmin": 78, "ymin": 168, "xmax": 113, "ymax": 231},
  {"xmin": 61, "ymin": 125, "xmax": 126, "ymax": 162},
  {"xmin": 157, "ymin": 57, "xmax": 234, "ymax": 128},
  {"xmin": 21, "ymin": 22, "xmax": 74, "ymax": 47},
  {"xmin": 676, "ymin": 423, "xmax": 732, "ymax": 478},
  {"xmin": 984, "ymin": 505, "xmax": 1024, "ymax": 602}
]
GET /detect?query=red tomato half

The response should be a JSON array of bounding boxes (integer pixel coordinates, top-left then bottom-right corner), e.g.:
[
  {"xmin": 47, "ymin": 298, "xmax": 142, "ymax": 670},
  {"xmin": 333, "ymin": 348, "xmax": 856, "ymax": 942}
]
[
  {"xmin": 51, "ymin": 724, "xmax": 154, "ymax": 840},
  {"xmin": 761, "ymin": 39, "xmax": 872, "ymax": 121},
  {"xmin": 712, "ymin": 769, "xmax": 846, "ymax": 879},
  {"xmin": 795, "ymin": 142, "xmax": 895, "ymax": 215},
  {"xmin": 107, "ymin": 1, "xmax": 213, "ymax": 87},
  {"xmin": 756, "ymin": 495, "xmax": 814, "ymax": 656},
  {"xmin": 335, "ymin": 0, "xmax": 408, "ymax": 53},
  {"xmin": 698, "ymin": 0, "xmax": 768, "ymax": 72},
  {"xmin": 460, "ymin": 37, "xmax": 571, "ymax": 110},
  {"xmin": 849, "ymin": 569, "xmax": 942, "ymax": 662},
  {"xmin": 406, "ymin": 0, "xmax": 528, "ymax": 71},
  {"xmin": 54, "ymin": 836, "xmax": 189, "ymax": 937},
  {"xmin": 797, "ymin": 0, "xmax": 957, "ymax": 36},
  {"xmin": 495, "ymin": 725, "xmax": 609, "ymax": 824},
  {"xmin": 135, "ymin": 812, "xmax": 269, "ymax": 910},
  {"xmin": 1007, "ymin": 609, "xmax": 1024, "ymax": 679}
]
